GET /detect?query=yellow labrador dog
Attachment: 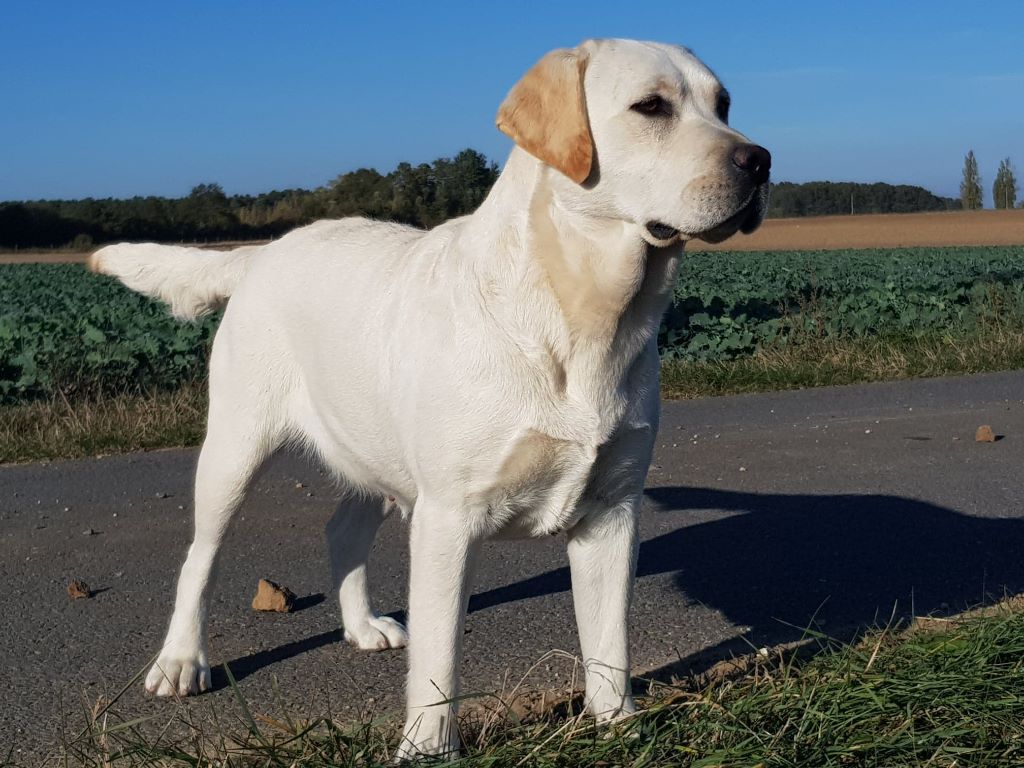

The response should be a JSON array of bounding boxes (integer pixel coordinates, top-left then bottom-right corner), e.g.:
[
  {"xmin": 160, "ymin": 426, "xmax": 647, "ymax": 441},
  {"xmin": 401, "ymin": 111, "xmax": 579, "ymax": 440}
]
[{"xmin": 92, "ymin": 39, "xmax": 769, "ymax": 759}]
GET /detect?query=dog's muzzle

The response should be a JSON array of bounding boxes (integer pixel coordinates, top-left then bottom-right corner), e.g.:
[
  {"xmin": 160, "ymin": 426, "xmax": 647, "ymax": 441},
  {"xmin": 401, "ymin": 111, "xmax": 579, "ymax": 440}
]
[{"xmin": 695, "ymin": 182, "xmax": 771, "ymax": 243}]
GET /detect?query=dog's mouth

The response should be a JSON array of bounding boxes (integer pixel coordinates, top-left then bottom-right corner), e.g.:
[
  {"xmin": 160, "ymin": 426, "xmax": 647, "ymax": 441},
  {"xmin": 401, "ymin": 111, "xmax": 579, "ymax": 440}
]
[
  {"xmin": 691, "ymin": 184, "xmax": 770, "ymax": 244},
  {"xmin": 644, "ymin": 221, "xmax": 680, "ymax": 243},
  {"xmin": 642, "ymin": 182, "xmax": 770, "ymax": 248},
  {"xmin": 692, "ymin": 202, "xmax": 757, "ymax": 244}
]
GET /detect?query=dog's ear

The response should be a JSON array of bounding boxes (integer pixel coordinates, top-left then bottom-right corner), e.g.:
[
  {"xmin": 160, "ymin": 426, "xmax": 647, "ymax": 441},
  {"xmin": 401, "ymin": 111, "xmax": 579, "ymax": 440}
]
[{"xmin": 496, "ymin": 48, "xmax": 593, "ymax": 184}]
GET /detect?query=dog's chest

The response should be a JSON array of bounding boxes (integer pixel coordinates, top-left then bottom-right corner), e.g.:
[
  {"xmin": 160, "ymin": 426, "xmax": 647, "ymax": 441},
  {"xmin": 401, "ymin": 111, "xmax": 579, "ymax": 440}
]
[{"xmin": 469, "ymin": 428, "xmax": 600, "ymax": 538}]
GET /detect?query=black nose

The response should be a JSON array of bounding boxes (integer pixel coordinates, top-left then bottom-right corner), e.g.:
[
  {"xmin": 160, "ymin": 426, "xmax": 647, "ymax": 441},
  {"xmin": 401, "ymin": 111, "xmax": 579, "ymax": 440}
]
[{"xmin": 732, "ymin": 144, "xmax": 771, "ymax": 184}]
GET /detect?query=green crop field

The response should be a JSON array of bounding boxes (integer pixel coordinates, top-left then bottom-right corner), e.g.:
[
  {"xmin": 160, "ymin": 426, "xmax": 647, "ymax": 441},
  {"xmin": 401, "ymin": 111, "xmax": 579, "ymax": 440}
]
[
  {"xmin": 0, "ymin": 263, "xmax": 219, "ymax": 403},
  {"xmin": 664, "ymin": 245, "xmax": 1024, "ymax": 361},
  {"xmin": 2, "ymin": 245, "xmax": 1024, "ymax": 405}
]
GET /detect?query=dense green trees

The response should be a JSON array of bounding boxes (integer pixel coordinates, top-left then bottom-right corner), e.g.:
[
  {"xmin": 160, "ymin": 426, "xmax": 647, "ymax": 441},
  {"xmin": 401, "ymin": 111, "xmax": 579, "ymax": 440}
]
[
  {"xmin": 767, "ymin": 181, "xmax": 960, "ymax": 218},
  {"xmin": 0, "ymin": 149, "xmax": 499, "ymax": 249},
  {"xmin": 319, "ymin": 149, "xmax": 501, "ymax": 227},
  {"xmin": 0, "ymin": 191, "xmax": 287, "ymax": 249}
]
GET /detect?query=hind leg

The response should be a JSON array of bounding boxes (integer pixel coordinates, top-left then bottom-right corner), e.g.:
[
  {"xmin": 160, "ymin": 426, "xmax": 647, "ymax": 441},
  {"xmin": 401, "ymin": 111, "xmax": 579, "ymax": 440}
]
[
  {"xmin": 326, "ymin": 496, "xmax": 407, "ymax": 650},
  {"xmin": 145, "ymin": 338, "xmax": 280, "ymax": 696}
]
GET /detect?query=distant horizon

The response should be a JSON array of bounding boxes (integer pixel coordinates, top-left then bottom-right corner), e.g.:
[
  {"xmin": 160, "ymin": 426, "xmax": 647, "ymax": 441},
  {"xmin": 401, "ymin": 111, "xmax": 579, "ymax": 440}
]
[
  {"xmin": 0, "ymin": 155, "xmax": 969, "ymax": 205},
  {"xmin": 4, "ymin": 2, "xmax": 1021, "ymax": 205}
]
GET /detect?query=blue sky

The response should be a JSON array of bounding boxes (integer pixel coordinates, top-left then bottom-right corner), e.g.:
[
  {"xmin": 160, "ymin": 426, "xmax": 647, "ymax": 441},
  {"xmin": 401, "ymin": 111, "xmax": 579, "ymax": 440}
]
[{"xmin": 2, "ymin": 1, "xmax": 1022, "ymax": 203}]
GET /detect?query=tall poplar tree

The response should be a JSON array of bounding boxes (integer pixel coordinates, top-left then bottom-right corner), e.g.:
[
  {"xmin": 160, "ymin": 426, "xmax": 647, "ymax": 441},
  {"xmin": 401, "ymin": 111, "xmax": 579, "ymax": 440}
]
[
  {"xmin": 960, "ymin": 150, "xmax": 983, "ymax": 210},
  {"xmin": 993, "ymin": 158, "xmax": 1018, "ymax": 209}
]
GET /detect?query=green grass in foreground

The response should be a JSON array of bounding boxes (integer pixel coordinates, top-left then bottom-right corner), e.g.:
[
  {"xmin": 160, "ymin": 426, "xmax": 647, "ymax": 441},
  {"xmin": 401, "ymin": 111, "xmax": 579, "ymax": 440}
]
[
  {"xmin": 4, "ymin": 323, "xmax": 1024, "ymax": 464},
  {"xmin": 38, "ymin": 599, "xmax": 1024, "ymax": 767}
]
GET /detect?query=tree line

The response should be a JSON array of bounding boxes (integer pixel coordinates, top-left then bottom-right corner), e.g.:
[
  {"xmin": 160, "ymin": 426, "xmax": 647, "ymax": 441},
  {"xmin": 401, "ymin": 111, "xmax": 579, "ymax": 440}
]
[
  {"xmin": 0, "ymin": 147, "xmax": 986, "ymax": 250},
  {"xmin": 766, "ymin": 181, "xmax": 960, "ymax": 218},
  {"xmin": 0, "ymin": 149, "xmax": 500, "ymax": 250},
  {"xmin": 960, "ymin": 150, "xmax": 1019, "ymax": 209}
]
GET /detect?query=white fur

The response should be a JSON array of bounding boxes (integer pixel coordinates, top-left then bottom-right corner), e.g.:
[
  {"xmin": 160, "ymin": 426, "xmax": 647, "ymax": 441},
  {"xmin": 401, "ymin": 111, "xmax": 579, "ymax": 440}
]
[
  {"xmin": 91, "ymin": 39, "xmax": 767, "ymax": 760},
  {"xmin": 90, "ymin": 242, "xmax": 257, "ymax": 320}
]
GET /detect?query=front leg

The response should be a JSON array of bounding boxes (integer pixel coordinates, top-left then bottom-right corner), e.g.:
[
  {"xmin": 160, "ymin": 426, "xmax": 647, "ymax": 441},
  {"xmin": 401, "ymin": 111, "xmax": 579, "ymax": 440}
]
[
  {"xmin": 567, "ymin": 496, "xmax": 640, "ymax": 720},
  {"xmin": 396, "ymin": 499, "xmax": 482, "ymax": 761}
]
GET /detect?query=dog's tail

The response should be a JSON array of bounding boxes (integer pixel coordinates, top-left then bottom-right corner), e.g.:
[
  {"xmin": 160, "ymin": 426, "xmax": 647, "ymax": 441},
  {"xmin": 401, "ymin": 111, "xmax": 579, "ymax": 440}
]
[{"xmin": 89, "ymin": 242, "xmax": 257, "ymax": 321}]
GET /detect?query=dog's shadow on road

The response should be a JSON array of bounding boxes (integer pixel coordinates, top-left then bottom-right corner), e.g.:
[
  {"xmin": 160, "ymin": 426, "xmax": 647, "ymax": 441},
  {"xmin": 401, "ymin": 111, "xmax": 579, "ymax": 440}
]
[
  {"xmin": 470, "ymin": 486, "xmax": 1024, "ymax": 680},
  {"xmin": 211, "ymin": 628, "xmax": 343, "ymax": 692}
]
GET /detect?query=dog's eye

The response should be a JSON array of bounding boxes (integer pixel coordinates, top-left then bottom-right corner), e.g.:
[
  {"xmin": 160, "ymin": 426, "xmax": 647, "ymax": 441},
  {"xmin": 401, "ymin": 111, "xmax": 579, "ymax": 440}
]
[
  {"xmin": 716, "ymin": 92, "xmax": 731, "ymax": 123},
  {"xmin": 630, "ymin": 95, "xmax": 671, "ymax": 117}
]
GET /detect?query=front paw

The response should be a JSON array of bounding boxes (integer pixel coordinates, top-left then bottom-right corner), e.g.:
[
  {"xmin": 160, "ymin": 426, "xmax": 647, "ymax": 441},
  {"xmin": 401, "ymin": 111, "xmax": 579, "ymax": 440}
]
[
  {"xmin": 591, "ymin": 691, "xmax": 637, "ymax": 723},
  {"xmin": 394, "ymin": 719, "xmax": 459, "ymax": 762},
  {"xmin": 344, "ymin": 614, "xmax": 409, "ymax": 651},
  {"xmin": 144, "ymin": 648, "xmax": 211, "ymax": 697},
  {"xmin": 393, "ymin": 741, "xmax": 456, "ymax": 763}
]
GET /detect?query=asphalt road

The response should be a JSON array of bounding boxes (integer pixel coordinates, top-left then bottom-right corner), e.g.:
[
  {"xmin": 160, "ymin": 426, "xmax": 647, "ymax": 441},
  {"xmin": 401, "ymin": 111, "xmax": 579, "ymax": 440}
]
[{"xmin": 4, "ymin": 371, "xmax": 1024, "ymax": 761}]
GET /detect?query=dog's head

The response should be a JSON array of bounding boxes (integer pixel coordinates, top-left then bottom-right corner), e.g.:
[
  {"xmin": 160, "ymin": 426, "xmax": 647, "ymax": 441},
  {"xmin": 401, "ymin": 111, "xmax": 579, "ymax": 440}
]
[{"xmin": 497, "ymin": 39, "xmax": 770, "ymax": 247}]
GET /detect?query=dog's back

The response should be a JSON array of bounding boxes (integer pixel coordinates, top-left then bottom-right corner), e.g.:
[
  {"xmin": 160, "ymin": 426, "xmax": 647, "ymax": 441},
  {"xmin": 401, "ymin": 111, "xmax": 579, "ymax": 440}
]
[{"xmin": 90, "ymin": 217, "xmax": 425, "ymax": 321}]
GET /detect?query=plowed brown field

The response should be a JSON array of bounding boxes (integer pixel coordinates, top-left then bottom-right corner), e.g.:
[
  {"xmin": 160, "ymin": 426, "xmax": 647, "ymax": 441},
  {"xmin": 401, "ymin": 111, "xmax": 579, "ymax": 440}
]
[
  {"xmin": 692, "ymin": 209, "xmax": 1024, "ymax": 252},
  {"xmin": 2, "ymin": 209, "xmax": 1023, "ymax": 263},
  {"xmin": 0, "ymin": 239, "xmax": 263, "ymax": 264}
]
